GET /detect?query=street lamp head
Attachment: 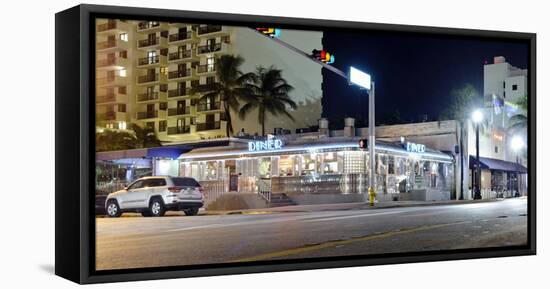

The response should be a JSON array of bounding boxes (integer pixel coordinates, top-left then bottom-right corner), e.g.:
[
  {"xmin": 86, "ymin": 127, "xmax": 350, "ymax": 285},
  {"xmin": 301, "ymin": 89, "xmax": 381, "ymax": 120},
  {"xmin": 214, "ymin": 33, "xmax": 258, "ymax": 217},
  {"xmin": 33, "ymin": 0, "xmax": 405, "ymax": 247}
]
[
  {"xmin": 471, "ymin": 109, "xmax": 483, "ymax": 124},
  {"xmin": 349, "ymin": 66, "xmax": 372, "ymax": 90},
  {"xmin": 511, "ymin": 135, "xmax": 525, "ymax": 151}
]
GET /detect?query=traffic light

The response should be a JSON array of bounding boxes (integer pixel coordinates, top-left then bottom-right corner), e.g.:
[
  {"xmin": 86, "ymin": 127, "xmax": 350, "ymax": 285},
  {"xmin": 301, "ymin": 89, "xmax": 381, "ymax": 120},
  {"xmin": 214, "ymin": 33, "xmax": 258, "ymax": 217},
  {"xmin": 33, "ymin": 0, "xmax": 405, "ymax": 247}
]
[
  {"xmin": 311, "ymin": 49, "xmax": 335, "ymax": 64},
  {"xmin": 256, "ymin": 27, "xmax": 281, "ymax": 38},
  {"xmin": 358, "ymin": 139, "xmax": 368, "ymax": 149}
]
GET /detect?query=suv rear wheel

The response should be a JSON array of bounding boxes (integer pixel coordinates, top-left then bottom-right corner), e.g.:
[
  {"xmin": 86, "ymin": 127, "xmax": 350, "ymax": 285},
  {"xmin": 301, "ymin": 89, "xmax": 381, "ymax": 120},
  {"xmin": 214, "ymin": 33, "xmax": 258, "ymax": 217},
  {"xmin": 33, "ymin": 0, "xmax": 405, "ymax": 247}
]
[
  {"xmin": 184, "ymin": 207, "xmax": 199, "ymax": 216},
  {"xmin": 149, "ymin": 198, "xmax": 166, "ymax": 217},
  {"xmin": 106, "ymin": 199, "xmax": 122, "ymax": 217}
]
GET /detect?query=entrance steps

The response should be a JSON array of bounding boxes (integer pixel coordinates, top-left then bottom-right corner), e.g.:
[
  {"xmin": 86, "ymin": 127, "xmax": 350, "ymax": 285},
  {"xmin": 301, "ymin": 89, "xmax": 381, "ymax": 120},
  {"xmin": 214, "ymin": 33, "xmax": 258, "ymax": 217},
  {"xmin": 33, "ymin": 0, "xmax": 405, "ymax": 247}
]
[{"xmin": 268, "ymin": 193, "xmax": 296, "ymax": 208}]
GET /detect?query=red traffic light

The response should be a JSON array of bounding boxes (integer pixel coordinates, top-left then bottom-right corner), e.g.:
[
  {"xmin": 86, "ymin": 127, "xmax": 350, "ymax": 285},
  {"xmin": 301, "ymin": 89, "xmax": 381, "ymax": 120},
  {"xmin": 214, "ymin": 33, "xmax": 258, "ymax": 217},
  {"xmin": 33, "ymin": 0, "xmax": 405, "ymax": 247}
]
[
  {"xmin": 256, "ymin": 27, "xmax": 281, "ymax": 38},
  {"xmin": 311, "ymin": 49, "xmax": 335, "ymax": 64}
]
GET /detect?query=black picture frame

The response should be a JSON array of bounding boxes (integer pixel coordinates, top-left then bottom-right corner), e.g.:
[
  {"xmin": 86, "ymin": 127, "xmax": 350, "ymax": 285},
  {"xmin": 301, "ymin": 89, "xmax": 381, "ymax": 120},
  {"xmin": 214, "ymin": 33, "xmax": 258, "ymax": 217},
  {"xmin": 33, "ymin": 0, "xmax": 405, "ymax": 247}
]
[{"xmin": 55, "ymin": 4, "xmax": 536, "ymax": 284}]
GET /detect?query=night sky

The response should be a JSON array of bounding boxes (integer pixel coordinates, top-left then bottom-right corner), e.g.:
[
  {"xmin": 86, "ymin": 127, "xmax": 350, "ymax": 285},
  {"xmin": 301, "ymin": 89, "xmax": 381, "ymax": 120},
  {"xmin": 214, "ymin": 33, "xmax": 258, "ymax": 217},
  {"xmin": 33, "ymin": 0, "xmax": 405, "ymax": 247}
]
[{"xmin": 321, "ymin": 29, "xmax": 529, "ymax": 126}]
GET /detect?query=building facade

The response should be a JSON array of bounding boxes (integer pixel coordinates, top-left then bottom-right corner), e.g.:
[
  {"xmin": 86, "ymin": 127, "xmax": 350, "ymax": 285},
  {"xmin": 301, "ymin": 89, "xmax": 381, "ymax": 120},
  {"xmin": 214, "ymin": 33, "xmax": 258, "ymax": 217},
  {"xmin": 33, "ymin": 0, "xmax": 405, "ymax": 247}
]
[{"xmin": 95, "ymin": 19, "xmax": 323, "ymax": 143}]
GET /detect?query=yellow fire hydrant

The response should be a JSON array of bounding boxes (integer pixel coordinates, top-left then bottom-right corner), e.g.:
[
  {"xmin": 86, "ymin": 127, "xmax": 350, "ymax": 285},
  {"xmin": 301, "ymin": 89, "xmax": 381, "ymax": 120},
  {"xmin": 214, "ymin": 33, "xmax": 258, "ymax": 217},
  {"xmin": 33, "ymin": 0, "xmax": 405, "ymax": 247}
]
[{"xmin": 369, "ymin": 187, "xmax": 376, "ymax": 206}]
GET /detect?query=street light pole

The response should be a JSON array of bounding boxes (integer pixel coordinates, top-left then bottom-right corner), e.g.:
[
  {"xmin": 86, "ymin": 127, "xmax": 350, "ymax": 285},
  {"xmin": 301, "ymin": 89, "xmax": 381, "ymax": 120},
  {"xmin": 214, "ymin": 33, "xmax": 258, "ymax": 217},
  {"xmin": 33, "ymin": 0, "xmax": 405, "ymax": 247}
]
[
  {"xmin": 474, "ymin": 122, "xmax": 482, "ymax": 199},
  {"xmin": 515, "ymin": 154, "xmax": 520, "ymax": 197},
  {"xmin": 368, "ymin": 83, "xmax": 376, "ymax": 205}
]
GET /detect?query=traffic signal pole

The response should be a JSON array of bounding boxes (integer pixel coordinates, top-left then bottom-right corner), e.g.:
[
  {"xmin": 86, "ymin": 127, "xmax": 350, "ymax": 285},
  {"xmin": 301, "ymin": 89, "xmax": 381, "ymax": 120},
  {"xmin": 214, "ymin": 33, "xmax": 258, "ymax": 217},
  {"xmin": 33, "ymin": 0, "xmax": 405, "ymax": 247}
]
[
  {"xmin": 368, "ymin": 83, "xmax": 376, "ymax": 205},
  {"xmin": 250, "ymin": 28, "xmax": 377, "ymax": 205},
  {"xmin": 249, "ymin": 28, "xmax": 349, "ymax": 80}
]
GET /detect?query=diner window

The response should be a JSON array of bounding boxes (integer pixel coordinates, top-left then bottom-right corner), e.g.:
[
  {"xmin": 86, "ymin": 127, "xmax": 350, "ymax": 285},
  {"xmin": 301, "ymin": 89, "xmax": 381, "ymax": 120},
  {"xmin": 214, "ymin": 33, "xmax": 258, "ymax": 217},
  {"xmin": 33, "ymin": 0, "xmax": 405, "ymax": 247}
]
[
  {"xmin": 204, "ymin": 161, "xmax": 218, "ymax": 180},
  {"xmin": 258, "ymin": 157, "xmax": 272, "ymax": 178},
  {"xmin": 387, "ymin": 156, "xmax": 395, "ymax": 174},
  {"xmin": 279, "ymin": 155, "xmax": 295, "ymax": 176},
  {"xmin": 322, "ymin": 152, "xmax": 339, "ymax": 174},
  {"xmin": 301, "ymin": 154, "xmax": 317, "ymax": 176}
]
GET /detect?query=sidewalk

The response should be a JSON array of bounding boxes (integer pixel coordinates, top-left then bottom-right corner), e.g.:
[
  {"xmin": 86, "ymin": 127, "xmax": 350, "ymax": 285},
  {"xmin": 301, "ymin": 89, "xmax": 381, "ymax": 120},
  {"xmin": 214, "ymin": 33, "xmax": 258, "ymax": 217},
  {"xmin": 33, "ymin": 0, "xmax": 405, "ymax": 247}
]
[{"xmin": 202, "ymin": 198, "xmax": 509, "ymax": 216}]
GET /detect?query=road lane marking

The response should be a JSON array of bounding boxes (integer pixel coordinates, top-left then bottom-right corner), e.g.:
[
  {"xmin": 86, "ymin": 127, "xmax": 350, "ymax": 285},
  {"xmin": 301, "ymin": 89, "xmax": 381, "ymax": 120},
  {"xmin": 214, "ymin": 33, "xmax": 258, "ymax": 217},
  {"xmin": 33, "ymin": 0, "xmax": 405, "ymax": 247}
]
[
  {"xmin": 230, "ymin": 221, "xmax": 470, "ymax": 263},
  {"xmin": 166, "ymin": 224, "xmax": 223, "ymax": 232},
  {"xmin": 161, "ymin": 212, "xmax": 379, "ymax": 233},
  {"xmin": 302, "ymin": 210, "xmax": 406, "ymax": 222}
]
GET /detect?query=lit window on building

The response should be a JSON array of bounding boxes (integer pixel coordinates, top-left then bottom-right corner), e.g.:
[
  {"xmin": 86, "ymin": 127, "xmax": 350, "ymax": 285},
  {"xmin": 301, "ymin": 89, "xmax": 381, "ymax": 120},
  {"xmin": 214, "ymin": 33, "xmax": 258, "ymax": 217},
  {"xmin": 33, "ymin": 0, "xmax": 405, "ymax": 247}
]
[
  {"xmin": 207, "ymin": 57, "xmax": 215, "ymax": 72},
  {"xmin": 119, "ymin": 33, "xmax": 128, "ymax": 42}
]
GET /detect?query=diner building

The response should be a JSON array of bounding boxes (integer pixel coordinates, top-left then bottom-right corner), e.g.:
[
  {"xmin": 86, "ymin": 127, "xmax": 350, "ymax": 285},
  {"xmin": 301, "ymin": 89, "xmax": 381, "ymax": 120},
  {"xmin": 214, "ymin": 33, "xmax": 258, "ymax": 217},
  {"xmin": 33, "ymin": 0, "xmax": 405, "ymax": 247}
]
[{"xmin": 178, "ymin": 132, "xmax": 455, "ymax": 205}]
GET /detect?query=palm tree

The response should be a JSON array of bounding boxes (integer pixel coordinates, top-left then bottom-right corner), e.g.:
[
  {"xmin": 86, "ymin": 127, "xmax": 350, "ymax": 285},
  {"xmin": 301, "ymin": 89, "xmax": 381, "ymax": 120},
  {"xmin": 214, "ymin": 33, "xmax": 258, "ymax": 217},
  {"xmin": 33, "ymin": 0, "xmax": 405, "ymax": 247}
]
[
  {"xmin": 238, "ymin": 66, "xmax": 297, "ymax": 136},
  {"xmin": 191, "ymin": 54, "xmax": 256, "ymax": 137},
  {"xmin": 508, "ymin": 94, "xmax": 528, "ymax": 133},
  {"xmin": 130, "ymin": 123, "xmax": 160, "ymax": 148},
  {"xmin": 95, "ymin": 128, "xmax": 136, "ymax": 152},
  {"xmin": 439, "ymin": 84, "xmax": 483, "ymax": 200}
]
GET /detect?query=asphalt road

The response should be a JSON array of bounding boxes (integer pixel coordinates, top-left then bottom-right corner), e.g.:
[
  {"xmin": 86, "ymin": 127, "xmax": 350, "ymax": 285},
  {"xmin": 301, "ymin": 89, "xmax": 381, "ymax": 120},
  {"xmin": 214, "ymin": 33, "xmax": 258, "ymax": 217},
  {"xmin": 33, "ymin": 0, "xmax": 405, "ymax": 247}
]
[{"xmin": 95, "ymin": 198, "xmax": 528, "ymax": 270}]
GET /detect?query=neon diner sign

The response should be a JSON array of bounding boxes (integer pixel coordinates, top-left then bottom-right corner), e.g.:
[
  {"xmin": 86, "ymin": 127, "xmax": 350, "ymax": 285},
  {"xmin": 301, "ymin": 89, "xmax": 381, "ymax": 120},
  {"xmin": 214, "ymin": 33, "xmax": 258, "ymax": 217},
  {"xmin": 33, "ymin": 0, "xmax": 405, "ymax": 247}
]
[
  {"xmin": 248, "ymin": 139, "xmax": 284, "ymax": 152},
  {"xmin": 406, "ymin": 142, "xmax": 426, "ymax": 153}
]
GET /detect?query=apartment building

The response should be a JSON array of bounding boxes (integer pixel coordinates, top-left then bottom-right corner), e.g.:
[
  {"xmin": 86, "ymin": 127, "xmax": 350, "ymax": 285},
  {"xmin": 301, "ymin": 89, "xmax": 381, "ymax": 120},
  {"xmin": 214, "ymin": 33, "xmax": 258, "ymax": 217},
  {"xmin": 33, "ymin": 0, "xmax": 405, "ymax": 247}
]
[
  {"xmin": 470, "ymin": 56, "xmax": 528, "ymax": 162},
  {"xmin": 96, "ymin": 19, "xmax": 323, "ymax": 143},
  {"xmin": 95, "ymin": 19, "xmax": 134, "ymax": 130}
]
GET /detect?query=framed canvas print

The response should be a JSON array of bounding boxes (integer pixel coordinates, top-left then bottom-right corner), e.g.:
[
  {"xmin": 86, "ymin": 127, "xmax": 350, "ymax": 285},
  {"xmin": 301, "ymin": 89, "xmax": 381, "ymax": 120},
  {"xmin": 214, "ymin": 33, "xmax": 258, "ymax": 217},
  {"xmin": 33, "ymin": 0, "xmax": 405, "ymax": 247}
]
[{"xmin": 55, "ymin": 4, "xmax": 536, "ymax": 284}]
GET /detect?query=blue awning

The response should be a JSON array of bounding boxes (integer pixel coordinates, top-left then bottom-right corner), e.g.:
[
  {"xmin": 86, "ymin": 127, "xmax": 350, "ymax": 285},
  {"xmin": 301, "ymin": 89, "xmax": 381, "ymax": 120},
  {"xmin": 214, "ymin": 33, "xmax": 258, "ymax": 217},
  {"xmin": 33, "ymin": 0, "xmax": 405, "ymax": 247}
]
[{"xmin": 469, "ymin": 155, "xmax": 527, "ymax": 173}]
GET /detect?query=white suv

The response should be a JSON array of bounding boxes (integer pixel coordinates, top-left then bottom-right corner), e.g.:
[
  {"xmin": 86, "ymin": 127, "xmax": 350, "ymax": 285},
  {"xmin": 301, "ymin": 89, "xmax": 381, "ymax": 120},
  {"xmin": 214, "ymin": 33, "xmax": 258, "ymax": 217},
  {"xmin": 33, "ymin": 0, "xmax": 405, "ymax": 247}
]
[{"xmin": 105, "ymin": 176, "xmax": 204, "ymax": 217}]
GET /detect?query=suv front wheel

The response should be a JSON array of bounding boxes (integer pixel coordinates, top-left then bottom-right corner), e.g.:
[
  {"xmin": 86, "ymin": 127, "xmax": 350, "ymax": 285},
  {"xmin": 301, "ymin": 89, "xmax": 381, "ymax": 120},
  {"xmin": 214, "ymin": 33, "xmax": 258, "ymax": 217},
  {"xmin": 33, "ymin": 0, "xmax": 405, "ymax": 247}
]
[
  {"xmin": 106, "ymin": 199, "xmax": 122, "ymax": 218},
  {"xmin": 149, "ymin": 198, "xmax": 166, "ymax": 217}
]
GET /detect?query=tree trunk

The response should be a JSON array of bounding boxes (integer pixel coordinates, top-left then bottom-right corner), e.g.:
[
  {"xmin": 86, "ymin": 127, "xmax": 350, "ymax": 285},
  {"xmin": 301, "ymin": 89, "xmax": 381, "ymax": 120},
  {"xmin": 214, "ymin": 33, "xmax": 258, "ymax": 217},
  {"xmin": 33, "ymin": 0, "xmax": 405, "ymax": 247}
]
[
  {"xmin": 224, "ymin": 102, "xmax": 232, "ymax": 137},
  {"xmin": 259, "ymin": 107, "xmax": 265, "ymax": 136}
]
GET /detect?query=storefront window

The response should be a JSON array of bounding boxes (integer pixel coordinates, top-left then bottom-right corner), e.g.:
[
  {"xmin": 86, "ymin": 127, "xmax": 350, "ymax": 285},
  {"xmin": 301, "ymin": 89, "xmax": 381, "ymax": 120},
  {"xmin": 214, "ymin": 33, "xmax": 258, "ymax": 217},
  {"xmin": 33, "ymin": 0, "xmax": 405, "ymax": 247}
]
[
  {"xmin": 279, "ymin": 155, "xmax": 295, "ymax": 176},
  {"xmin": 258, "ymin": 157, "xmax": 271, "ymax": 178},
  {"xmin": 322, "ymin": 152, "xmax": 339, "ymax": 174},
  {"xmin": 204, "ymin": 161, "xmax": 218, "ymax": 180},
  {"xmin": 301, "ymin": 154, "xmax": 317, "ymax": 176}
]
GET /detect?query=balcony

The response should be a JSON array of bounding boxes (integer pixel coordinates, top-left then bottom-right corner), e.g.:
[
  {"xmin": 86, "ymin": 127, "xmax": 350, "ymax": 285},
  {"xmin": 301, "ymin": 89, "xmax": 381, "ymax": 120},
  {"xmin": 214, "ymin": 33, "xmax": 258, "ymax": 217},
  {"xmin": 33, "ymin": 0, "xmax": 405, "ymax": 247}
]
[
  {"xmin": 137, "ymin": 37, "xmax": 167, "ymax": 49},
  {"xmin": 168, "ymin": 88, "xmax": 188, "ymax": 98},
  {"xmin": 137, "ymin": 73, "xmax": 164, "ymax": 85},
  {"xmin": 197, "ymin": 25, "xmax": 223, "ymax": 35},
  {"xmin": 136, "ymin": 110, "xmax": 159, "ymax": 120},
  {"xmin": 97, "ymin": 21, "xmax": 128, "ymax": 33},
  {"xmin": 168, "ymin": 31, "xmax": 193, "ymax": 43},
  {"xmin": 137, "ymin": 91, "xmax": 165, "ymax": 102},
  {"xmin": 167, "ymin": 126, "xmax": 191, "ymax": 135},
  {"xmin": 197, "ymin": 102, "xmax": 221, "ymax": 112},
  {"xmin": 168, "ymin": 69, "xmax": 192, "ymax": 80},
  {"xmin": 168, "ymin": 50, "xmax": 192, "ymax": 62},
  {"xmin": 191, "ymin": 82, "xmax": 217, "ymax": 93},
  {"xmin": 196, "ymin": 121, "xmax": 221, "ymax": 131},
  {"xmin": 137, "ymin": 55, "xmax": 166, "ymax": 67},
  {"xmin": 96, "ymin": 57, "xmax": 128, "ymax": 69},
  {"xmin": 197, "ymin": 64, "xmax": 216, "ymax": 74},
  {"xmin": 167, "ymin": 107, "xmax": 191, "ymax": 116},
  {"xmin": 137, "ymin": 21, "xmax": 163, "ymax": 31},
  {"xmin": 96, "ymin": 39, "xmax": 128, "ymax": 51},
  {"xmin": 96, "ymin": 91, "xmax": 127, "ymax": 104},
  {"xmin": 100, "ymin": 111, "xmax": 126, "ymax": 122},
  {"xmin": 197, "ymin": 43, "xmax": 222, "ymax": 55},
  {"xmin": 96, "ymin": 75, "xmax": 127, "ymax": 87}
]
